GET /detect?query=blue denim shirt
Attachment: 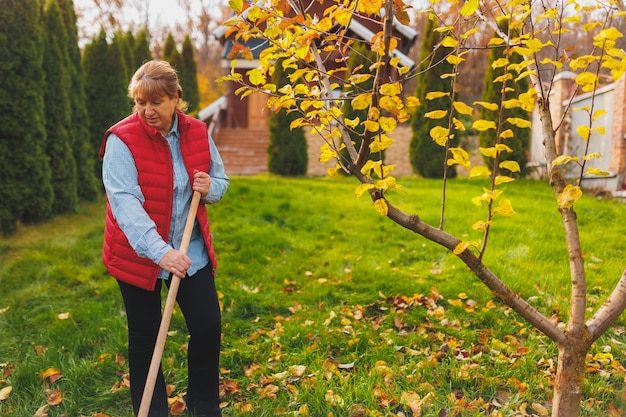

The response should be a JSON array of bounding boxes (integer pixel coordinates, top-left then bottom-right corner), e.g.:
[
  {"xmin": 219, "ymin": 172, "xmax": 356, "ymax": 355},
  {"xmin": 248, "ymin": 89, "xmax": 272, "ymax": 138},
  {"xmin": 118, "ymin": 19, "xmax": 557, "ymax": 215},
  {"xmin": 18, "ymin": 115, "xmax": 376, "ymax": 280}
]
[{"xmin": 102, "ymin": 114, "xmax": 229, "ymax": 279}]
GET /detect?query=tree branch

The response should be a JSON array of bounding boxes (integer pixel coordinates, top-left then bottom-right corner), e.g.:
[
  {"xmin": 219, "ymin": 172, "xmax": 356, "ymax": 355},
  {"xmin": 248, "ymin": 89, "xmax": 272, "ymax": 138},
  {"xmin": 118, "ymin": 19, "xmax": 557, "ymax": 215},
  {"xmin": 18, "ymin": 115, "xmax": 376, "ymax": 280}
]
[{"xmin": 382, "ymin": 199, "xmax": 567, "ymax": 344}]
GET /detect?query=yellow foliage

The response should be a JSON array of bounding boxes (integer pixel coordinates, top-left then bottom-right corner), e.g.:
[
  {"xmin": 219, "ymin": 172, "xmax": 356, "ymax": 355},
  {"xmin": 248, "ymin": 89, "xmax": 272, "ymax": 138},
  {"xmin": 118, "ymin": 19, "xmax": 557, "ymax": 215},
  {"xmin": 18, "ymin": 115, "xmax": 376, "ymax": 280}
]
[
  {"xmin": 379, "ymin": 117, "xmax": 397, "ymax": 132},
  {"xmin": 557, "ymin": 185, "xmax": 582, "ymax": 209},
  {"xmin": 446, "ymin": 55, "xmax": 465, "ymax": 65},
  {"xmin": 430, "ymin": 126, "xmax": 450, "ymax": 146},
  {"xmin": 441, "ymin": 36, "xmax": 459, "ymax": 48},
  {"xmin": 493, "ymin": 199, "xmax": 515, "ymax": 217},
  {"xmin": 351, "ymin": 93, "xmax": 372, "ymax": 110},
  {"xmin": 380, "ymin": 83, "xmax": 402, "ymax": 96},
  {"xmin": 469, "ymin": 166, "xmax": 491, "ymax": 178},
  {"xmin": 500, "ymin": 129, "xmax": 514, "ymax": 139},
  {"xmin": 474, "ymin": 101, "xmax": 499, "ymax": 111},
  {"xmin": 506, "ymin": 118, "xmax": 532, "ymax": 128},
  {"xmin": 426, "ymin": 91, "xmax": 450, "ymax": 100},
  {"xmin": 355, "ymin": 183, "xmax": 375, "ymax": 198},
  {"xmin": 460, "ymin": 0, "xmax": 479, "ymax": 16},
  {"xmin": 425, "ymin": 110, "xmax": 448, "ymax": 119},
  {"xmin": 453, "ymin": 101, "xmax": 474, "ymax": 115},
  {"xmin": 363, "ymin": 120, "xmax": 379, "ymax": 132},
  {"xmin": 577, "ymin": 125, "xmax": 591, "ymax": 141},
  {"xmin": 500, "ymin": 160, "xmax": 521, "ymax": 173},
  {"xmin": 472, "ymin": 120, "xmax": 497, "ymax": 132},
  {"xmin": 370, "ymin": 134, "xmax": 394, "ymax": 153}
]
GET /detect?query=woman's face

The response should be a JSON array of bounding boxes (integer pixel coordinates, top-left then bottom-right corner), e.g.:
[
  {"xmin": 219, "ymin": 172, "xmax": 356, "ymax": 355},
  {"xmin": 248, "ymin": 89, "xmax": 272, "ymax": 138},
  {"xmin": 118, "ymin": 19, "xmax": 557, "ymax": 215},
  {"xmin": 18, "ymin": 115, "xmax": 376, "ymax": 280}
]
[{"xmin": 134, "ymin": 94, "xmax": 179, "ymax": 136}]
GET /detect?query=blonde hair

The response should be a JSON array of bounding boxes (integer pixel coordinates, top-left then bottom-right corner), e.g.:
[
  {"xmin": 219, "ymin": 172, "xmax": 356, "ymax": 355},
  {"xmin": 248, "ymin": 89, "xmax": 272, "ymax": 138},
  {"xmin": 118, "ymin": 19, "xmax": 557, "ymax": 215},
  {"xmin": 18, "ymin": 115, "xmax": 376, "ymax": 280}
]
[{"xmin": 128, "ymin": 60, "xmax": 188, "ymax": 112}]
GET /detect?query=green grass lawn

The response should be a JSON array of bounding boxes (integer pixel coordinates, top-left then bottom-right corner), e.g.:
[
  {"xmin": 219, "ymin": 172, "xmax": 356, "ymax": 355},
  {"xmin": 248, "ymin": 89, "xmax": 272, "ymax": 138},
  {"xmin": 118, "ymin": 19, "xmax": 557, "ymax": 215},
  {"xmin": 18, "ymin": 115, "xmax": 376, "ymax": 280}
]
[{"xmin": 1, "ymin": 176, "xmax": 625, "ymax": 416}]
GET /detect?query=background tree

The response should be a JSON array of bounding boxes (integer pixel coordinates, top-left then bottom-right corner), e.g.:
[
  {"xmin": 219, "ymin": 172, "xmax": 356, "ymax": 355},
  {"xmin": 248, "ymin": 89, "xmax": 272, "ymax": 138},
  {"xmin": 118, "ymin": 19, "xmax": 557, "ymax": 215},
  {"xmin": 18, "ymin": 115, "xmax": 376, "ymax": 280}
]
[
  {"xmin": 180, "ymin": 34, "xmax": 200, "ymax": 114},
  {"xmin": 162, "ymin": 32, "xmax": 183, "ymax": 70},
  {"xmin": 222, "ymin": 0, "xmax": 626, "ymax": 415},
  {"xmin": 58, "ymin": 0, "xmax": 99, "ymax": 201},
  {"xmin": 83, "ymin": 28, "xmax": 130, "ymax": 181},
  {"xmin": 121, "ymin": 30, "xmax": 135, "ymax": 75},
  {"xmin": 132, "ymin": 29, "xmax": 153, "ymax": 69},
  {"xmin": 0, "ymin": 0, "xmax": 53, "ymax": 234},
  {"xmin": 73, "ymin": 0, "xmax": 231, "ymax": 112},
  {"xmin": 267, "ymin": 59, "xmax": 308, "ymax": 176},
  {"xmin": 479, "ymin": 22, "xmax": 530, "ymax": 177},
  {"xmin": 43, "ymin": 0, "xmax": 78, "ymax": 215},
  {"xmin": 112, "ymin": 30, "xmax": 131, "ymax": 85},
  {"xmin": 409, "ymin": 17, "xmax": 457, "ymax": 179}
]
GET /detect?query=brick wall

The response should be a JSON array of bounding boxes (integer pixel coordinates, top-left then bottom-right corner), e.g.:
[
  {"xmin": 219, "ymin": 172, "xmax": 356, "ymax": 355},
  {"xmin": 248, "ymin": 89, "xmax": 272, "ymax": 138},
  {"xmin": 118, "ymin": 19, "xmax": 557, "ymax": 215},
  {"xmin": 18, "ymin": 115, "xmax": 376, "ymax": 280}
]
[{"xmin": 610, "ymin": 75, "xmax": 626, "ymax": 189}]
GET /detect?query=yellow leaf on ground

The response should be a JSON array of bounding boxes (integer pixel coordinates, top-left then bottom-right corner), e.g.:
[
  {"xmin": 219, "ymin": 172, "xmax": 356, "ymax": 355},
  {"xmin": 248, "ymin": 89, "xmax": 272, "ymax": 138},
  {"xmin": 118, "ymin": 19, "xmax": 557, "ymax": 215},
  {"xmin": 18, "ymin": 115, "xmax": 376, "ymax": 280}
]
[
  {"xmin": 531, "ymin": 402, "xmax": 549, "ymax": 416},
  {"xmin": 40, "ymin": 368, "xmax": 63, "ymax": 383},
  {"xmin": 0, "ymin": 386, "xmax": 12, "ymax": 401},
  {"xmin": 33, "ymin": 405, "xmax": 49, "ymax": 417}
]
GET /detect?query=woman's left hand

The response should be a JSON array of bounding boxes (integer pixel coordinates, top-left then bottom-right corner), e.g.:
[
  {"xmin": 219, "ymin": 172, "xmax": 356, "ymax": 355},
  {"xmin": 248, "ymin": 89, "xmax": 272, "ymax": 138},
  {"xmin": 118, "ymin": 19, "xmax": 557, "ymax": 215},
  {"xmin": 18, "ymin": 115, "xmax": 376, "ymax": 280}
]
[{"xmin": 192, "ymin": 169, "xmax": 211, "ymax": 198}]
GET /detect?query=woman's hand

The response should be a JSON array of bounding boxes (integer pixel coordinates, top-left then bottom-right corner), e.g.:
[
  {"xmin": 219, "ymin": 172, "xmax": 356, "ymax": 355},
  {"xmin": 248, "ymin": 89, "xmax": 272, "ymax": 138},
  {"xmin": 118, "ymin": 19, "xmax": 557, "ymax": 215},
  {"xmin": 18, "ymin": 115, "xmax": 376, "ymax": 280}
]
[
  {"xmin": 159, "ymin": 249, "xmax": 192, "ymax": 279},
  {"xmin": 193, "ymin": 169, "xmax": 211, "ymax": 198}
]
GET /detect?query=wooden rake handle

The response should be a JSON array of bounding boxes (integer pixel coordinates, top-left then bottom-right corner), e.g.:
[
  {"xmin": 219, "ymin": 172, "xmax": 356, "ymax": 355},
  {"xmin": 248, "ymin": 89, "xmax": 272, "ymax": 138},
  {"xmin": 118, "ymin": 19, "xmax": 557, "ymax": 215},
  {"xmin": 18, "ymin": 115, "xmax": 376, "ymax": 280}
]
[{"xmin": 138, "ymin": 191, "xmax": 202, "ymax": 417}]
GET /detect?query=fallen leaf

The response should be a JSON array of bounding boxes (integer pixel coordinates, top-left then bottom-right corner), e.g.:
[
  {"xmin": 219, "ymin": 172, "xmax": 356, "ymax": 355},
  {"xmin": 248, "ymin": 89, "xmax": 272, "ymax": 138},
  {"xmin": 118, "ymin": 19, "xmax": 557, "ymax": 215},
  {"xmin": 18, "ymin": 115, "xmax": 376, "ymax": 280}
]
[
  {"xmin": 95, "ymin": 353, "xmax": 110, "ymax": 364},
  {"xmin": 0, "ymin": 307, "xmax": 8, "ymax": 314},
  {"xmin": 33, "ymin": 405, "xmax": 49, "ymax": 417},
  {"xmin": 115, "ymin": 353, "xmax": 125, "ymax": 366},
  {"xmin": 2, "ymin": 364, "xmax": 16, "ymax": 378},
  {"xmin": 35, "ymin": 346, "xmax": 48, "ymax": 356},
  {"xmin": 57, "ymin": 312, "xmax": 70, "ymax": 320},
  {"xmin": 47, "ymin": 389, "xmax": 63, "ymax": 405},
  {"xmin": 0, "ymin": 386, "xmax": 12, "ymax": 401},
  {"xmin": 298, "ymin": 404, "xmax": 310, "ymax": 416},
  {"xmin": 40, "ymin": 368, "xmax": 63, "ymax": 383},
  {"xmin": 259, "ymin": 384, "xmax": 279, "ymax": 399},
  {"xmin": 234, "ymin": 402, "xmax": 253, "ymax": 412},
  {"xmin": 169, "ymin": 394, "xmax": 186, "ymax": 415},
  {"xmin": 531, "ymin": 402, "xmax": 549, "ymax": 416},
  {"xmin": 243, "ymin": 363, "xmax": 261, "ymax": 376},
  {"xmin": 221, "ymin": 379, "xmax": 241, "ymax": 395},
  {"xmin": 325, "ymin": 389, "xmax": 345, "ymax": 406},
  {"xmin": 288, "ymin": 365, "xmax": 306, "ymax": 377}
]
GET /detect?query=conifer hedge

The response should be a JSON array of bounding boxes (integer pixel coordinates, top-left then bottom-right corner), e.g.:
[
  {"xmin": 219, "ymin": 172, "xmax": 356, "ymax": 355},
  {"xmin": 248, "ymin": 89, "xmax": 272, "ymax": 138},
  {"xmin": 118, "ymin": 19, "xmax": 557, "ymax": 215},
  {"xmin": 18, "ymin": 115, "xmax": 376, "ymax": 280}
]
[
  {"xmin": 267, "ymin": 59, "xmax": 308, "ymax": 176},
  {"xmin": 0, "ymin": 0, "xmax": 54, "ymax": 233},
  {"xmin": 409, "ymin": 19, "xmax": 458, "ymax": 179},
  {"xmin": 479, "ymin": 24, "xmax": 530, "ymax": 177}
]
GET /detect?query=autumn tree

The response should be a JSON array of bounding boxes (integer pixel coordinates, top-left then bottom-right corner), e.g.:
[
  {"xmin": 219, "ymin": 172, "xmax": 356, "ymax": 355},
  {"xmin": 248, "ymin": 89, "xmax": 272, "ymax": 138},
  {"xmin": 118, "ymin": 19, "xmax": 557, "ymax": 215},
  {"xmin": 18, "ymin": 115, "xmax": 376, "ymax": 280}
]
[
  {"xmin": 0, "ymin": 0, "xmax": 53, "ymax": 233},
  {"xmin": 409, "ymin": 17, "xmax": 457, "ymax": 179},
  {"xmin": 43, "ymin": 0, "xmax": 79, "ymax": 214},
  {"xmin": 221, "ymin": 0, "xmax": 626, "ymax": 416}
]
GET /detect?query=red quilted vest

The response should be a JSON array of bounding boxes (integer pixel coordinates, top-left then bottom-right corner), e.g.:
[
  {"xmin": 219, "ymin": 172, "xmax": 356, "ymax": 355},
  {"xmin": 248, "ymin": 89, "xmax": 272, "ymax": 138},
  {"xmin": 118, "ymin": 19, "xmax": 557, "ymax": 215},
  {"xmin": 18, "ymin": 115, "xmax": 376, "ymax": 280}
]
[{"xmin": 99, "ymin": 110, "xmax": 216, "ymax": 291}]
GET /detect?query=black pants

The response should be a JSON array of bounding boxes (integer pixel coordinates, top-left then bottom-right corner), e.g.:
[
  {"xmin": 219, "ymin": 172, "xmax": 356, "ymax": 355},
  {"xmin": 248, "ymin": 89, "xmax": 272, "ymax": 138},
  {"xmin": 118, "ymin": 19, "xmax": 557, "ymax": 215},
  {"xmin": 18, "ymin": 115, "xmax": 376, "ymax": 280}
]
[{"xmin": 117, "ymin": 264, "xmax": 222, "ymax": 417}]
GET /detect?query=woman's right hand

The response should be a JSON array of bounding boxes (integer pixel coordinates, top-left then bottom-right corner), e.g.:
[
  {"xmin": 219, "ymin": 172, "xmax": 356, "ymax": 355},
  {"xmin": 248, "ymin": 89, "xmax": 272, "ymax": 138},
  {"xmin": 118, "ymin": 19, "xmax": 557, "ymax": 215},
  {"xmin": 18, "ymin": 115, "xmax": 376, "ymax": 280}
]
[{"xmin": 158, "ymin": 249, "xmax": 192, "ymax": 279}]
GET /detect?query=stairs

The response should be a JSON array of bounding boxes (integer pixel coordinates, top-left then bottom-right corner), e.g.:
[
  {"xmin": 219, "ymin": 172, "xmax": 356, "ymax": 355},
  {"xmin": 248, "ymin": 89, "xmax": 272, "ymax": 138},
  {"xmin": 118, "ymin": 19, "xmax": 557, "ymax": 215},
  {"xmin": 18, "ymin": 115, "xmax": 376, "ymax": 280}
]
[{"xmin": 213, "ymin": 128, "xmax": 269, "ymax": 176}]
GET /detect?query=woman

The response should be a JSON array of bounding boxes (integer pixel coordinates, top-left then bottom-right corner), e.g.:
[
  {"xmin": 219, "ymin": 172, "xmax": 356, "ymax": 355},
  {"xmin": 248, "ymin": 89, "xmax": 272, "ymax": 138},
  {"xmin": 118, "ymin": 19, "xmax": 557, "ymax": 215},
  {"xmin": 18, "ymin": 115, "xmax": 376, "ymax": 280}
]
[{"xmin": 99, "ymin": 60, "xmax": 229, "ymax": 417}]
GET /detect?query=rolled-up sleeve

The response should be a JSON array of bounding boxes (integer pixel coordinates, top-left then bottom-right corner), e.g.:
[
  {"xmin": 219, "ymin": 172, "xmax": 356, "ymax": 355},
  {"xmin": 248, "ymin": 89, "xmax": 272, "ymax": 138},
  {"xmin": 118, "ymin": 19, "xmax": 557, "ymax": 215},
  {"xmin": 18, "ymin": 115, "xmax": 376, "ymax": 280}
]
[
  {"xmin": 204, "ymin": 135, "xmax": 230, "ymax": 204},
  {"xmin": 102, "ymin": 134, "xmax": 171, "ymax": 264}
]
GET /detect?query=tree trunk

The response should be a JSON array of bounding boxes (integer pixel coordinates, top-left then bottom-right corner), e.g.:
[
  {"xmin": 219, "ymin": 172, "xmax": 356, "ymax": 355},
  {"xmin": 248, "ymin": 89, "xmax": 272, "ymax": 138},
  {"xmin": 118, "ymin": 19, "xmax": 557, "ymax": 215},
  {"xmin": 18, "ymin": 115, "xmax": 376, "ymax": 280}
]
[{"xmin": 552, "ymin": 335, "xmax": 592, "ymax": 417}]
